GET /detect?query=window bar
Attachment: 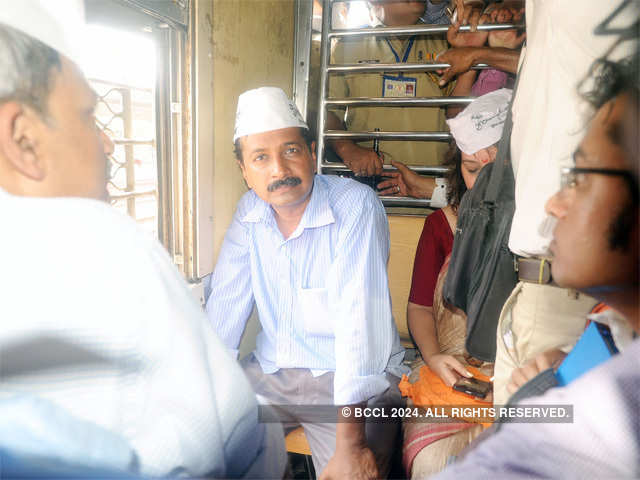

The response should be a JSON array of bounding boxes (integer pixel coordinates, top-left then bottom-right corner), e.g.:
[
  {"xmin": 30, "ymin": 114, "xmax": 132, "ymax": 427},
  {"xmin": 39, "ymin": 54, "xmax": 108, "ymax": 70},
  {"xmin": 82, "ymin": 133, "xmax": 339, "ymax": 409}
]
[
  {"xmin": 121, "ymin": 88, "xmax": 136, "ymax": 219},
  {"xmin": 322, "ymin": 164, "xmax": 451, "ymax": 174},
  {"xmin": 326, "ymin": 96, "xmax": 474, "ymax": 107},
  {"xmin": 328, "ymin": 23, "xmax": 522, "ymax": 39},
  {"xmin": 328, "ymin": 62, "xmax": 489, "ymax": 73},
  {"xmin": 316, "ymin": 0, "xmax": 333, "ymax": 175},
  {"xmin": 324, "ymin": 130, "xmax": 451, "ymax": 141}
]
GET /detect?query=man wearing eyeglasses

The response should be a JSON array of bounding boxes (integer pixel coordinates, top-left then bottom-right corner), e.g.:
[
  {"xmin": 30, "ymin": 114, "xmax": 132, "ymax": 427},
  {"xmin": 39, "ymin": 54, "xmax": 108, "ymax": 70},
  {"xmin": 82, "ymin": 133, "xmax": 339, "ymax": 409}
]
[
  {"xmin": 430, "ymin": 52, "xmax": 639, "ymax": 479},
  {"xmin": 487, "ymin": 0, "xmax": 640, "ymax": 405}
]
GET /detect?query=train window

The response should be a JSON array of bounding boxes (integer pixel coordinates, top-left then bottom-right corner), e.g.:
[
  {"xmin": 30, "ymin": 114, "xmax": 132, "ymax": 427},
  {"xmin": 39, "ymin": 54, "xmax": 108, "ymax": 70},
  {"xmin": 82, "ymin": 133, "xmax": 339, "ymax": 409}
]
[
  {"xmin": 80, "ymin": 26, "xmax": 158, "ymax": 236},
  {"xmin": 84, "ymin": 0, "xmax": 191, "ymax": 275}
]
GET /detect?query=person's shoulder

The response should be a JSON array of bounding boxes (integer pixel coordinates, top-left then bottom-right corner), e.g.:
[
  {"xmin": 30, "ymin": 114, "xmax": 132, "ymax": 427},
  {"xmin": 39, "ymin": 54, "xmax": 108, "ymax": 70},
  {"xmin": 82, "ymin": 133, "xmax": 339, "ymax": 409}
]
[
  {"xmin": 425, "ymin": 208, "xmax": 447, "ymax": 226},
  {"xmin": 8, "ymin": 195, "xmax": 170, "ymax": 276},
  {"xmin": 7, "ymin": 194, "xmax": 144, "ymax": 245},
  {"xmin": 321, "ymin": 174, "xmax": 382, "ymax": 211},
  {"xmin": 319, "ymin": 175, "xmax": 387, "ymax": 234}
]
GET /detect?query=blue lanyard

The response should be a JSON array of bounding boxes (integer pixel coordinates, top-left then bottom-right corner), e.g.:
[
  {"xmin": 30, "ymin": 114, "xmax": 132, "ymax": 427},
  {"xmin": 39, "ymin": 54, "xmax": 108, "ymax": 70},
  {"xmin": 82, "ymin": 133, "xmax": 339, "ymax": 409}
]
[{"xmin": 384, "ymin": 36, "xmax": 416, "ymax": 63}]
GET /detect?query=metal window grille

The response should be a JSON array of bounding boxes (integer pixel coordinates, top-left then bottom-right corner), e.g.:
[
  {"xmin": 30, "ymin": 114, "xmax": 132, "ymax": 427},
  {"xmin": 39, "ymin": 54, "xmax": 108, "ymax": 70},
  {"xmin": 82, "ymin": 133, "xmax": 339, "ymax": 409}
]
[
  {"xmin": 314, "ymin": 0, "xmax": 521, "ymax": 207},
  {"xmin": 91, "ymin": 79, "xmax": 158, "ymax": 235}
]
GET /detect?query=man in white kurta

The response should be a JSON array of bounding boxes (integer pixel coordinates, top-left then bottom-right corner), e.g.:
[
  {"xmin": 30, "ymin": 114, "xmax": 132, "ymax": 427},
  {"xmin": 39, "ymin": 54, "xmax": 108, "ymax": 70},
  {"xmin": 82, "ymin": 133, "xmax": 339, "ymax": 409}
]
[{"xmin": 0, "ymin": 1, "xmax": 285, "ymax": 477}]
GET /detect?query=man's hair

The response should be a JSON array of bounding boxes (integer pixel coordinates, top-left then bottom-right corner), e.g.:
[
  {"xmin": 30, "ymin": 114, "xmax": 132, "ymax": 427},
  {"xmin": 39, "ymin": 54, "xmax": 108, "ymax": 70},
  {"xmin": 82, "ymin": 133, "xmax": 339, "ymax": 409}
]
[
  {"xmin": 581, "ymin": 52, "xmax": 639, "ymax": 251},
  {"xmin": 580, "ymin": 54, "xmax": 639, "ymax": 112},
  {"xmin": 0, "ymin": 24, "xmax": 61, "ymax": 116},
  {"xmin": 233, "ymin": 127, "xmax": 315, "ymax": 163}
]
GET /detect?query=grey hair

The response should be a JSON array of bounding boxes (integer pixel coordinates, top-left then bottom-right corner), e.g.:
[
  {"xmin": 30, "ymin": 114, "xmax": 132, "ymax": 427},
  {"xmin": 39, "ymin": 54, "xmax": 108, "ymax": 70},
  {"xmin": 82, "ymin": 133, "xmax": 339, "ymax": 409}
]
[{"xmin": 0, "ymin": 24, "xmax": 61, "ymax": 116}]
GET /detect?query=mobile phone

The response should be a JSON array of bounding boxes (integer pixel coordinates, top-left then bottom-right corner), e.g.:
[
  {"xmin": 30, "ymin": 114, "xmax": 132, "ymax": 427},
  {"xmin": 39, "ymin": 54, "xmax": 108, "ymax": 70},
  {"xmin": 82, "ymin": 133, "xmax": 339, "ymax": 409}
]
[{"xmin": 452, "ymin": 377, "xmax": 492, "ymax": 399}]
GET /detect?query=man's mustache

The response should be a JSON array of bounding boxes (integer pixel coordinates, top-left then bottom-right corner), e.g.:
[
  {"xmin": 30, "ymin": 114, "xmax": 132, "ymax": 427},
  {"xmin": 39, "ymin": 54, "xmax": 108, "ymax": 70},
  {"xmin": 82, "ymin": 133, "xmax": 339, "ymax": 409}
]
[{"xmin": 267, "ymin": 176, "xmax": 302, "ymax": 192}]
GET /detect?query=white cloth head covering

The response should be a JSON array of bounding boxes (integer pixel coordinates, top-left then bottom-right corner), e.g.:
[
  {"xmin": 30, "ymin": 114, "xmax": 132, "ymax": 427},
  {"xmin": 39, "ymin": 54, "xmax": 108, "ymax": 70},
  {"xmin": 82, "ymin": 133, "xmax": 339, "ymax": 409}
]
[
  {"xmin": 446, "ymin": 88, "xmax": 513, "ymax": 155},
  {"xmin": 0, "ymin": 0, "xmax": 85, "ymax": 64},
  {"xmin": 234, "ymin": 87, "xmax": 308, "ymax": 142}
]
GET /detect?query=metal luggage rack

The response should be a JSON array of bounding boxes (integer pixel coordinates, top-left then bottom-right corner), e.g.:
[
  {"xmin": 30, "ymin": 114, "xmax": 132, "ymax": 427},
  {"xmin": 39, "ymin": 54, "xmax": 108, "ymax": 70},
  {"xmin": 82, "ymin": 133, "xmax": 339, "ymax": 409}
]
[{"xmin": 315, "ymin": 0, "xmax": 521, "ymax": 207}]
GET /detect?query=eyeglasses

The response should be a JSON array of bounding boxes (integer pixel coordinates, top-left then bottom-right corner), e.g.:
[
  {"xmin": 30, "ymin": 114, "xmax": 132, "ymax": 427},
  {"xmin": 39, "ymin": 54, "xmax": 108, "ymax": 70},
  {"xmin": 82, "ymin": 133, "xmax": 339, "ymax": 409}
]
[{"xmin": 560, "ymin": 166, "xmax": 638, "ymax": 191}]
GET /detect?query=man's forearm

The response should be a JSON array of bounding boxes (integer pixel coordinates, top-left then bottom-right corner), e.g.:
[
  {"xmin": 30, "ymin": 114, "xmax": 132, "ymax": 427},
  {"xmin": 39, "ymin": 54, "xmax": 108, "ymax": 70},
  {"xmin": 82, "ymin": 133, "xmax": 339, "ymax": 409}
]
[
  {"xmin": 336, "ymin": 405, "xmax": 368, "ymax": 448},
  {"xmin": 472, "ymin": 46, "xmax": 520, "ymax": 74}
]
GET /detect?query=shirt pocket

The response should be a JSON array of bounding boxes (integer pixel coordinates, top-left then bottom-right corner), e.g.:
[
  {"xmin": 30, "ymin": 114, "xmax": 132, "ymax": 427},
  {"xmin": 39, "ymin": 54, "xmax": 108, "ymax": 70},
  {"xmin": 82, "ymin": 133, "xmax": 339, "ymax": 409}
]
[{"xmin": 298, "ymin": 287, "xmax": 334, "ymax": 337}]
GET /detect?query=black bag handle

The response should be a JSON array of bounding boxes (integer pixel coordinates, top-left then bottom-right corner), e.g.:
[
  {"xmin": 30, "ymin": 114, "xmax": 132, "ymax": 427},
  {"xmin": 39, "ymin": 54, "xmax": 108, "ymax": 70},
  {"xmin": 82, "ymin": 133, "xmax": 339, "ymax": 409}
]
[{"xmin": 484, "ymin": 73, "xmax": 520, "ymax": 204}]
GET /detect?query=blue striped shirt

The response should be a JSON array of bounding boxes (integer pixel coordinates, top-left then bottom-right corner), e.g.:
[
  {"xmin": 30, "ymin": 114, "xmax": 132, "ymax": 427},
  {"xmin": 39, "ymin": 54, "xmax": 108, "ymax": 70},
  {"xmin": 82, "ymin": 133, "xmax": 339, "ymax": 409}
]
[{"xmin": 205, "ymin": 175, "xmax": 406, "ymax": 405}]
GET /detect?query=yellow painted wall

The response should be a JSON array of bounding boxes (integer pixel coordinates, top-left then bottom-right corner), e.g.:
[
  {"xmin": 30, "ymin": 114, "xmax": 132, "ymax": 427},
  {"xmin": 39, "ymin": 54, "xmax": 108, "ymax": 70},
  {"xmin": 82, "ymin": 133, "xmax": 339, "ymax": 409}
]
[
  {"xmin": 210, "ymin": 0, "xmax": 295, "ymax": 261},
  {"xmin": 388, "ymin": 215, "xmax": 425, "ymax": 347}
]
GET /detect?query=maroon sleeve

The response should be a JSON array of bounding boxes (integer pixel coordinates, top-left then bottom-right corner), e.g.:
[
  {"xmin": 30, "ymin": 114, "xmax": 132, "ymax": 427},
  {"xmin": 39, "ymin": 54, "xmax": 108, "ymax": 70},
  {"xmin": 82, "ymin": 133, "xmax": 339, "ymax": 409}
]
[{"xmin": 408, "ymin": 210, "xmax": 451, "ymax": 307}]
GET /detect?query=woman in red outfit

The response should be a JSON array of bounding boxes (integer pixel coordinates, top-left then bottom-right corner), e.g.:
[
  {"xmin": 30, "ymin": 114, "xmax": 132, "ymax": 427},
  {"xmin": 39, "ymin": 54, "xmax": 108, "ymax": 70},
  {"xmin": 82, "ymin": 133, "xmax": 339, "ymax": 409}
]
[{"xmin": 407, "ymin": 88, "xmax": 511, "ymax": 386}]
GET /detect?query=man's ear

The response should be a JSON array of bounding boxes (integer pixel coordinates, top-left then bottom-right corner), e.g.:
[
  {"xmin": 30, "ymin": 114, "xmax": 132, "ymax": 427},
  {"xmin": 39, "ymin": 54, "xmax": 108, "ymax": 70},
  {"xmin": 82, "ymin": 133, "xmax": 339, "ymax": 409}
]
[
  {"xmin": 0, "ymin": 102, "xmax": 46, "ymax": 181},
  {"xmin": 310, "ymin": 140, "xmax": 317, "ymax": 174}
]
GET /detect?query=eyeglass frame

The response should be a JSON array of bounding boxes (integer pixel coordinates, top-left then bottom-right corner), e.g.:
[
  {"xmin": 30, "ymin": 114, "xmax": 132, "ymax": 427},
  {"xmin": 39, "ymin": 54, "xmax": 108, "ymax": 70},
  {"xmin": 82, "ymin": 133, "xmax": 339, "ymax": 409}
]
[{"xmin": 560, "ymin": 166, "xmax": 639, "ymax": 203}]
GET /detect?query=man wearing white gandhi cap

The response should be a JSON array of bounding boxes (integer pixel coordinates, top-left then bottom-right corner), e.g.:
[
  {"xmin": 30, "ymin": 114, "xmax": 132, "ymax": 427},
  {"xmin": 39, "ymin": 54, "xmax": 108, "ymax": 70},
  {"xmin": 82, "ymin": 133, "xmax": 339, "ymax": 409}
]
[
  {"xmin": 0, "ymin": 2, "xmax": 285, "ymax": 478},
  {"xmin": 206, "ymin": 86, "xmax": 407, "ymax": 479}
]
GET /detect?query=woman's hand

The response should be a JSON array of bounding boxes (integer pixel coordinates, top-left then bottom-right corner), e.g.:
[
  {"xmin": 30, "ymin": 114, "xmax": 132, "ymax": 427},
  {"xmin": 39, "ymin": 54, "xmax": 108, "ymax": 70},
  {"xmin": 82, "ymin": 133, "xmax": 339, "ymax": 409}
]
[{"xmin": 427, "ymin": 354, "xmax": 473, "ymax": 386}]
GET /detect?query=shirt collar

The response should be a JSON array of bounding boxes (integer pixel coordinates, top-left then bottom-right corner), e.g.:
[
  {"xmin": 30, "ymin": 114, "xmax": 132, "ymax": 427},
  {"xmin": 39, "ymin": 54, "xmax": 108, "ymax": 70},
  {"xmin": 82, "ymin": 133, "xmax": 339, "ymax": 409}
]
[
  {"xmin": 239, "ymin": 175, "xmax": 335, "ymax": 232},
  {"xmin": 297, "ymin": 175, "xmax": 335, "ymax": 230}
]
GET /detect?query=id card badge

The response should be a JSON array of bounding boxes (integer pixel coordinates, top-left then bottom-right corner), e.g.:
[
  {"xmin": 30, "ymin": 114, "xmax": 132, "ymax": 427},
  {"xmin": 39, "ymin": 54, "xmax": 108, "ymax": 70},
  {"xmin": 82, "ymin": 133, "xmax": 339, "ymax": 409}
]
[{"xmin": 382, "ymin": 74, "xmax": 417, "ymax": 98}]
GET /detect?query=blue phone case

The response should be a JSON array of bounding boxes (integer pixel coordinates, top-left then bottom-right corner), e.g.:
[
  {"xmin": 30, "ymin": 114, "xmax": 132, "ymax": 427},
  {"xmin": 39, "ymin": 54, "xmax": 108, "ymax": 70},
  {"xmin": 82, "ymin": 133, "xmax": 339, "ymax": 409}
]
[{"xmin": 555, "ymin": 321, "xmax": 619, "ymax": 386}]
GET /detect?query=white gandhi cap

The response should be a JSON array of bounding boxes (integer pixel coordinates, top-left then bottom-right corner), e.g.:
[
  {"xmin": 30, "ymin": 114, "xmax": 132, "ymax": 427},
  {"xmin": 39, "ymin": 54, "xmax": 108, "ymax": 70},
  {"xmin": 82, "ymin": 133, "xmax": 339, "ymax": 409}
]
[
  {"xmin": 234, "ymin": 87, "xmax": 308, "ymax": 143},
  {"xmin": 446, "ymin": 88, "xmax": 513, "ymax": 155},
  {"xmin": 0, "ymin": 0, "xmax": 85, "ymax": 64}
]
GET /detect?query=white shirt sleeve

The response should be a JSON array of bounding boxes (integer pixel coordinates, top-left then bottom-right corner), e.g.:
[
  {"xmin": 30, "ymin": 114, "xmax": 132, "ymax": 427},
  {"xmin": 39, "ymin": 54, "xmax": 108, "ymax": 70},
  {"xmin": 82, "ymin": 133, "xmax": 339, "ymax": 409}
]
[
  {"xmin": 205, "ymin": 211, "xmax": 255, "ymax": 356},
  {"xmin": 329, "ymin": 187, "xmax": 395, "ymax": 405}
]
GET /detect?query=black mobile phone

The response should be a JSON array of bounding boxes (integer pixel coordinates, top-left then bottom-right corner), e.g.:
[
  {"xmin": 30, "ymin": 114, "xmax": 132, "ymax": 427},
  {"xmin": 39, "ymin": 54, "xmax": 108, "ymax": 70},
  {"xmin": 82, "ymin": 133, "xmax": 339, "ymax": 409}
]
[{"xmin": 452, "ymin": 377, "xmax": 492, "ymax": 399}]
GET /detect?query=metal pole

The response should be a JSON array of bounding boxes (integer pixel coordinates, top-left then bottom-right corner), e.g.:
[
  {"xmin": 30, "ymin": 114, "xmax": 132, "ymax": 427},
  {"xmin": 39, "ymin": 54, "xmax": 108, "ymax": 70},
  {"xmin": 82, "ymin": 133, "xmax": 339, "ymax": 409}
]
[
  {"xmin": 377, "ymin": 196, "xmax": 435, "ymax": 207},
  {"xmin": 325, "ymin": 96, "xmax": 474, "ymax": 107},
  {"xmin": 324, "ymin": 130, "xmax": 451, "ymax": 141},
  {"xmin": 293, "ymin": 0, "xmax": 314, "ymax": 119},
  {"xmin": 316, "ymin": 0, "xmax": 332, "ymax": 174},
  {"xmin": 328, "ymin": 23, "xmax": 522, "ymax": 38},
  {"xmin": 121, "ymin": 88, "xmax": 136, "ymax": 219},
  {"xmin": 328, "ymin": 62, "xmax": 489, "ymax": 73},
  {"xmin": 321, "ymin": 163, "xmax": 450, "ymax": 174}
]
